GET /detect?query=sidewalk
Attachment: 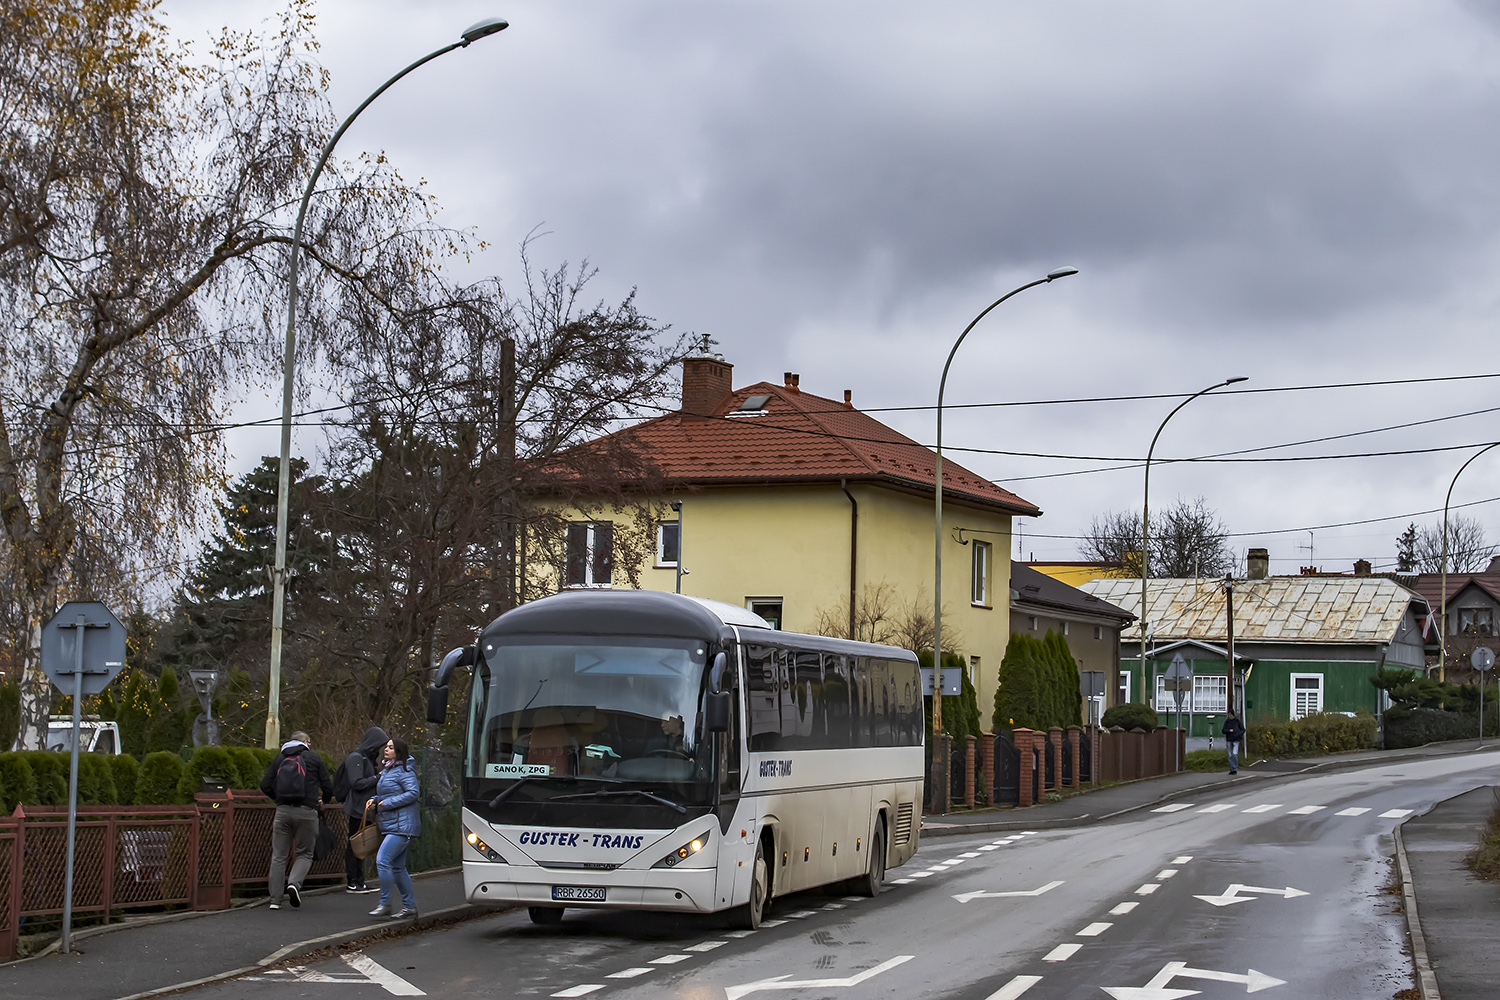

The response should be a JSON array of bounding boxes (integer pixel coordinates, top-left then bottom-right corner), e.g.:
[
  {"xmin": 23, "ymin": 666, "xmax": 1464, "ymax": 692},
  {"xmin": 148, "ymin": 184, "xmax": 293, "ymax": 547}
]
[
  {"xmin": 1397, "ymin": 785, "xmax": 1500, "ymax": 1000},
  {"xmin": 0, "ymin": 868, "xmax": 489, "ymax": 1000},
  {"xmin": 921, "ymin": 737, "xmax": 1500, "ymax": 838}
]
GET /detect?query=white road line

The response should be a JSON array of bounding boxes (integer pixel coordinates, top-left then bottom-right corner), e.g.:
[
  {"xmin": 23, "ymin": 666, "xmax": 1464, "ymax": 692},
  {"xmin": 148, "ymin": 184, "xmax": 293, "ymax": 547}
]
[
  {"xmin": 1197, "ymin": 804, "xmax": 1236, "ymax": 813},
  {"xmin": 1136, "ymin": 884, "xmax": 1159, "ymax": 895},
  {"xmin": 1110, "ymin": 902, "xmax": 1139, "ymax": 915},
  {"xmin": 892, "ymin": 878, "xmax": 915, "ymax": 884},
  {"xmin": 1243, "ymin": 804, "xmax": 1281, "ymax": 813},
  {"xmin": 1152, "ymin": 803, "xmax": 1193, "ymax": 813},
  {"xmin": 1380, "ymin": 809, "xmax": 1413, "ymax": 819},
  {"xmin": 1077, "ymin": 922, "xmax": 1113, "ymax": 937},
  {"xmin": 1336, "ymin": 807, "xmax": 1371, "ymax": 816},
  {"xmin": 606, "ymin": 968, "xmax": 654, "ymax": 979},
  {"xmin": 1288, "ymin": 805, "xmax": 1325, "ymax": 815},
  {"xmin": 786, "ymin": 910, "xmax": 819, "ymax": 919},
  {"xmin": 978, "ymin": 845, "xmax": 1000, "ymax": 851},
  {"xmin": 823, "ymin": 902, "xmax": 847, "ymax": 909},
  {"xmin": 1043, "ymin": 943, "xmax": 1082, "ymax": 962},
  {"xmin": 551, "ymin": 987, "xmax": 604, "ymax": 998},
  {"xmin": 650, "ymin": 954, "xmax": 691, "ymax": 964},
  {"xmin": 725, "ymin": 930, "xmax": 756, "ymax": 938},
  {"xmin": 686, "ymin": 941, "xmax": 726, "ymax": 952},
  {"xmin": 342, "ymin": 953, "xmax": 425, "ymax": 996},
  {"xmin": 759, "ymin": 918, "xmax": 788, "ymax": 927},
  {"xmin": 1156, "ymin": 869, "xmax": 1177, "ymax": 879},
  {"xmin": 1172, "ymin": 856, "xmax": 1193, "ymax": 864},
  {"xmin": 1022, "ymin": 831, "xmax": 1038, "ymax": 835},
  {"xmin": 984, "ymin": 974, "xmax": 1043, "ymax": 1000},
  {"xmin": 912, "ymin": 871, "xmax": 934, "ymax": 878},
  {"xmin": 842, "ymin": 896, "xmax": 865, "ymax": 902},
  {"xmin": 960, "ymin": 852, "xmax": 983, "ymax": 858},
  {"xmin": 944, "ymin": 857, "xmax": 968, "ymax": 864}
]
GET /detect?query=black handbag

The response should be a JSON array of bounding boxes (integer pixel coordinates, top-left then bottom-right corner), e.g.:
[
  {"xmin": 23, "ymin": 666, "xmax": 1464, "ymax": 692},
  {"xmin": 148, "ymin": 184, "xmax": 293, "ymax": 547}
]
[{"xmin": 313, "ymin": 814, "xmax": 336, "ymax": 861}]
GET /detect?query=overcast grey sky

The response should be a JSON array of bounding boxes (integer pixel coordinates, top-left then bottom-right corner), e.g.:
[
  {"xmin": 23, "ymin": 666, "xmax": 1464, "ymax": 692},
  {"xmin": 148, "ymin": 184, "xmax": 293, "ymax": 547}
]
[{"xmin": 167, "ymin": 0, "xmax": 1500, "ymax": 574}]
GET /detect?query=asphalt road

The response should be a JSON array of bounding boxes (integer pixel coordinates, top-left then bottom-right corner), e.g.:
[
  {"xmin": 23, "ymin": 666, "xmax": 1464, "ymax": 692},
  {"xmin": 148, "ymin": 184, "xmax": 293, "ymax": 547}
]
[{"xmin": 183, "ymin": 753, "xmax": 1497, "ymax": 1000}]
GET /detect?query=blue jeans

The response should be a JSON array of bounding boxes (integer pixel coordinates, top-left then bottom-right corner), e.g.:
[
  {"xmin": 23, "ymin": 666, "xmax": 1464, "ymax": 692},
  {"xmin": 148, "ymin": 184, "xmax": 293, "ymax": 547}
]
[
  {"xmin": 376, "ymin": 834, "xmax": 416, "ymax": 911},
  {"xmin": 1227, "ymin": 741, "xmax": 1240, "ymax": 772}
]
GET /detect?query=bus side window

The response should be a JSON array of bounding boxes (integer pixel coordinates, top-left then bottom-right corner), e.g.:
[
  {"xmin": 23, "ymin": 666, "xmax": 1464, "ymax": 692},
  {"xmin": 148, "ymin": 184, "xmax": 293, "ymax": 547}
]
[
  {"xmin": 792, "ymin": 651, "xmax": 823, "ymax": 749},
  {"xmin": 821, "ymin": 653, "xmax": 851, "ymax": 749},
  {"xmin": 745, "ymin": 645, "xmax": 780, "ymax": 753},
  {"xmin": 852, "ymin": 657, "xmax": 871, "ymax": 748}
]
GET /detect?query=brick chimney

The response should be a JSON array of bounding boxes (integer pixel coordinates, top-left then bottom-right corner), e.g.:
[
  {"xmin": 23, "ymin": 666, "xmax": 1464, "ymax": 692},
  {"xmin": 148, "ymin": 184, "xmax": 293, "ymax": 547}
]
[
  {"xmin": 1354, "ymin": 559, "xmax": 1372, "ymax": 576},
  {"xmin": 681, "ymin": 356, "xmax": 733, "ymax": 415},
  {"xmin": 783, "ymin": 372, "xmax": 800, "ymax": 394},
  {"xmin": 1247, "ymin": 548, "xmax": 1269, "ymax": 580}
]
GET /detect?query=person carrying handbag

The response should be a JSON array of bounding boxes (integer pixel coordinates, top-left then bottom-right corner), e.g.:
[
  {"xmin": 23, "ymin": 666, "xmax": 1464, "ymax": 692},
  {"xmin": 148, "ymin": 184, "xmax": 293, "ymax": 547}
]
[
  {"xmin": 369, "ymin": 737, "xmax": 422, "ymax": 919},
  {"xmin": 338, "ymin": 726, "xmax": 387, "ymax": 892}
]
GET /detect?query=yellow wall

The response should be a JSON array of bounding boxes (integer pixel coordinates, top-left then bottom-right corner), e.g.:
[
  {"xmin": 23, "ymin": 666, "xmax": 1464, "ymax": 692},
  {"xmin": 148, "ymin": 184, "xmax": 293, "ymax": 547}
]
[
  {"xmin": 1027, "ymin": 563, "xmax": 1130, "ymax": 588},
  {"xmin": 538, "ymin": 483, "xmax": 1016, "ymax": 729}
]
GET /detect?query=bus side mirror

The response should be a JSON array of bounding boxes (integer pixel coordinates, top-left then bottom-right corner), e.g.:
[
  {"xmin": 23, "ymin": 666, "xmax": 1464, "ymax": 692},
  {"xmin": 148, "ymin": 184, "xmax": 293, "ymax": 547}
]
[
  {"xmin": 705, "ymin": 691, "xmax": 731, "ymax": 733},
  {"xmin": 428, "ymin": 644, "xmax": 478, "ymax": 725},
  {"xmin": 709, "ymin": 651, "xmax": 727, "ymax": 692}
]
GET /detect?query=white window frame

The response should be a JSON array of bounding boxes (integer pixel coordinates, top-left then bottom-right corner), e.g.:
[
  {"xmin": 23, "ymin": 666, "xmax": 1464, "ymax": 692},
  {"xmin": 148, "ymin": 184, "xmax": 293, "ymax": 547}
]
[
  {"xmin": 1460, "ymin": 607, "xmax": 1494, "ymax": 635},
  {"xmin": 1290, "ymin": 673, "xmax": 1324, "ymax": 720},
  {"xmin": 655, "ymin": 520, "xmax": 680, "ymax": 568},
  {"xmin": 1193, "ymin": 674, "xmax": 1228, "ymax": 715},
  {"xmin": 1027, "ymin": 615, "xmax": 1038, "ymax": 631},
  {"xmin": 1118, "ymin": 670, "xmax": 1132, "ymax": 705},
  {"xmin": 564, "ymin": 522, "xmax": 613, "ymax": 589},
  {"xmin": 1093, "ymin": 624, "xmax": 1103, "ymax": 641},
  {"xmin": 747, "ymin": 598, "xmax": 783, "ymax": 630},
  {"xmin": 971, "ymin": 541, "xmax": 991, "ymax": 606},
  {"xmin": 1060, "ymin": 620, "xmax": 1070, "ymax": 636},
  {"xmin": 968, "ymin": 654, "xmax": 980, "ymax": 684}
]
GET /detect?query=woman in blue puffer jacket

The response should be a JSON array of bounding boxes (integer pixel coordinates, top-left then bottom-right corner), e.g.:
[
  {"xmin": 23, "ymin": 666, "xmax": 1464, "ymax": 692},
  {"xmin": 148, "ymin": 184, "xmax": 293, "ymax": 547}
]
[{"xmin": 369, "ymin": 737, "xmax": 421, "ymax": 919}]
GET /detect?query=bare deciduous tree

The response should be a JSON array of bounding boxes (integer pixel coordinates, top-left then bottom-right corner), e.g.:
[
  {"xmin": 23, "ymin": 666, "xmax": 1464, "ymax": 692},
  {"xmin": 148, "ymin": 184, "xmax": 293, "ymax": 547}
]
[
  {"xmin": 812, "ymin": 582, "xmax": 963, "ymax": 653},
  {"xmin": 1412, "ymin": 516, "xmax": 1497, "ymax": 574},
  {"xmin": 1079, "ymin": 497, "xmax": 1232, "ymax": 578}
]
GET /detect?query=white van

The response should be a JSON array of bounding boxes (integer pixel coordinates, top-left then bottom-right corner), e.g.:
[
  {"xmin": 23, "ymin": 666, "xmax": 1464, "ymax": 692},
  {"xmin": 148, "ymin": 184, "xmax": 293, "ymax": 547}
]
[{"xmin": 46, "ymin": 717, "xmax": 122, "ymax": 755}]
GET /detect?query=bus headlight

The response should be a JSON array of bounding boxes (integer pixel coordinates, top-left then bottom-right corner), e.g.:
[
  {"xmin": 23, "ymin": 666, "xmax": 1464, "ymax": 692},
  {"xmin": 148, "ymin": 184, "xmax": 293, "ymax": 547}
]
[
  {"xmin": 465, "ymin": 828, "xmax": 506, "ymax": 863},
  {"xmin": 654, "ymin": 835, "xmax": 708, "ymax": 868}
]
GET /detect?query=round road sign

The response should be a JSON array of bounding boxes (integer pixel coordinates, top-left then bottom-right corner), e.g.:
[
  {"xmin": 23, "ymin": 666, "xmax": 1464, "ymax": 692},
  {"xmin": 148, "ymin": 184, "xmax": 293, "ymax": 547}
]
[{"xmin": 1472, "ymin": 647, "xmax": 1496, "ymax": 672}]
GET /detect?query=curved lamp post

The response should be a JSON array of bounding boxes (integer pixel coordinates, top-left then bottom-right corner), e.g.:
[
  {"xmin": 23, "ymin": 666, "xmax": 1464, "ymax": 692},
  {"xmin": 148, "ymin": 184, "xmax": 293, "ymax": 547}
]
[
  {"xmin": 266, "ymin": 17, "xmax": 510, "ymax": 748},
  {"xmin": 1137, "ymin": 376, "xmax": 1247, "ymax": 716},
  {"xmin": 932, "ymin": 267, "xmax": 1078, "ymax": 746},
  {"xmin": 1438, "ymin": 441, "xmax": 1500, "ymax": 685}
]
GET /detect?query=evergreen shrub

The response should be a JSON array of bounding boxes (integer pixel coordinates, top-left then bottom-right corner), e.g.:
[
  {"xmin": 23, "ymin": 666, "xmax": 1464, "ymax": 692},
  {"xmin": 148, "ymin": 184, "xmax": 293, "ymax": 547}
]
[
  {"xmin": 76, "ymin": 753, "xmax": 119, "ymax": 804},
  {"xmin": 110, "ymin": 753, "xmax": 140, "ymax": 804},
  {"xmin": 1245, "ymin": 712, "xmax": 1377, "ymax": 758},
  {"xmin": 0, "ymin": 679, "xmax": 19, "ymax": 751},
  {"xmin": 227, "ymin": 746, "xmax": 268, "ymax": 789},
  {"xmin": 136, "ymin": 751, "xmax": 186, "ymax": 804},
  {"xmin": 178, "ymin": 745, "xmax": 235, "ymax": 801},
  {"xmin": 21, "ymin": 751, "xmax": 68, "ymax": 804},
  {"xmin": 0, "ymin": 753, "xmax": 37, "ymax": 811},
  {"xmin": 993, "ymin": 631, "xmax": 1084, "ymax": 733},
  {"xmin": 1383, "ymin": 708, "xmax": 1498, "ymax": 749},
  {"xmin": 1102, "ymin": 703, "xmax": 1159, "ymax": 732}
]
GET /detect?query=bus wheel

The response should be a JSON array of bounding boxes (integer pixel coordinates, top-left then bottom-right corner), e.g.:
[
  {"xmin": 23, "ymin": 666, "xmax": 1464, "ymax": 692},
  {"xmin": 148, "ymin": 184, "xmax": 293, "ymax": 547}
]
[
  {"xmin": 736, "ymin": 851, "xmax": 769, "ymax": 929},
  {"xmin": 528, "ymin": 906, "xmax": 564, "ymax": 926},
  {"xmin": 852, "ymin": 825, "xmax": 885, "ymax": 897}
]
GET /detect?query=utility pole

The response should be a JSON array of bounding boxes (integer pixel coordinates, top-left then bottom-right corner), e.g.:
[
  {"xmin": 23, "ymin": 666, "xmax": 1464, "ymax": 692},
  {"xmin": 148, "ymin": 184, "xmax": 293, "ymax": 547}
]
[
  {"xmin": 1225, "ymin": 574, "xmax": 1237, "ymax": 719},
  {"xmin": 672, "ymin": 501, "xmax": 686, "ymax": 594},
  {"xmin": 499, "ymin": 336, "xmax": 517, "ymax": 613}
]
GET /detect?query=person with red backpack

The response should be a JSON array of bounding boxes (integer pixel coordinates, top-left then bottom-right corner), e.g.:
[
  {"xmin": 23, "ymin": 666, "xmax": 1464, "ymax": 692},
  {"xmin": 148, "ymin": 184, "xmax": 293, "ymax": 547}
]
[{"xmin": 259, "ymin": 731, "xmax": 334, "ymax": 910}]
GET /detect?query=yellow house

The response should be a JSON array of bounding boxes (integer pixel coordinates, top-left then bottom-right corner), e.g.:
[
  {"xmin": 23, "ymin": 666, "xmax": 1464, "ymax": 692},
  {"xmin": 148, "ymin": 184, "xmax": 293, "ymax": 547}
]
[{"xmin": 532, "ymin": 352, "xmax": 1042, "ymax": 722}]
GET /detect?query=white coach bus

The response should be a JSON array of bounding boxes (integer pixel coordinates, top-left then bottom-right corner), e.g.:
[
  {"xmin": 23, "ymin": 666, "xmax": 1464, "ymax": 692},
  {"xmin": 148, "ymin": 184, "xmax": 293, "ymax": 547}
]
[{"xmin": 427, "ymin": 589, "xmax": 924, "ymax": 928}]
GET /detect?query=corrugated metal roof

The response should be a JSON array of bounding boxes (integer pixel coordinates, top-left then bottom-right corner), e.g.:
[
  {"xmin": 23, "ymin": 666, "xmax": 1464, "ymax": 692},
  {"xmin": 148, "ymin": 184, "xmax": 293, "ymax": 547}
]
[{"xmin": 1078, "ymin": 576, "xmax": 1426, "ymax": 645}]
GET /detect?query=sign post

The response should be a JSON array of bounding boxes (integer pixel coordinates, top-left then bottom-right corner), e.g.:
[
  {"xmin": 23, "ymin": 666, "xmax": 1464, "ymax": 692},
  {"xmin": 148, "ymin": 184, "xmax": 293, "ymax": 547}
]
[
  {"xmin": 1473, "ymin": 647, "xmax": 1495, "ymax": 746},
  {"xmin": 1163, "ymin": 653, "xmax": 1193, "ymax": 773},
  {"xmin": 40, "ymin": 601, "xmax": 126, "ymax": 954}
]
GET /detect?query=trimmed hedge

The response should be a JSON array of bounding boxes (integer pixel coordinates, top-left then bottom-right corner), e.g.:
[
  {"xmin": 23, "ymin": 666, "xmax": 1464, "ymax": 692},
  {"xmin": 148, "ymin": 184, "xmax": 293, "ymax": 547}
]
[
  {"xmin": 136, "ymin": 751, "xmax": 186, "ymax": 804},
  {"xmin": 1383, "ymin": 708, "xmax": 1499, "ymax": 749},
  {"xmin": 993, "ymin": 630, "xmax": 1083, "ymax": 732},
  {"xmin": 1102, "ymin": 703, "xmax": 1159, "ymax": 732},
  {"xmin": 0, "ymin": 753, "xmax": 37, "ymax": 811},
  {"xmin": 178, "ymin": 745, "xmax": 236, "ymax": 802},
  {"xmin": 0, "ymin": 747, "xmax": 279, "ymax": 808},
  {"xmin": 110, "ymin": 753, "xmax": 140, "ymax": 805},
  {"xmin": 1245, "ymin": 712, "xmax": 1378, "ymax": 758}
]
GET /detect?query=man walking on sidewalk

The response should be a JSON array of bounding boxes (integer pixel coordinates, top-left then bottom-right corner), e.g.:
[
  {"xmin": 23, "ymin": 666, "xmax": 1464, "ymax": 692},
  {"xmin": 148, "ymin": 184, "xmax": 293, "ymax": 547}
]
[
  {"xmin": 261, "ymin": 731, "xmax": 334, "ymax": 910},
  {"xmin": 1221, "ymin": 708, "xmax": 1245, "ymax": 775},
  {"xmin": 339, "ymin": 726, "xmax": 387, "ymax": 892}
]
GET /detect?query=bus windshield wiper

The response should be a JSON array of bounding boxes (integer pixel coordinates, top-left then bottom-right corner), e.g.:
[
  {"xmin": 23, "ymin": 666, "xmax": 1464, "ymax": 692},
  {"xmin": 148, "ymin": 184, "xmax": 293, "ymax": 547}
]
[
  {"xmin": 550, "ymin": 788, "xmax": 687, "ymax": 814},
  {"xmin": 487, "ymin": 774, "xmax": 621, "ymax": 809}
]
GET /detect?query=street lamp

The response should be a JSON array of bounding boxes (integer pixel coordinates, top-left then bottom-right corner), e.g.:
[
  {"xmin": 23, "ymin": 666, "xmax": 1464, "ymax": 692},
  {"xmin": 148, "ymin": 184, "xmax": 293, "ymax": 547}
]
[
  {"xmin": 1438, "ymin": 441, "xmax": 1500, "ymax": 683},
  {"xmin": 1137, "ymin": 376, "xmax": 1247, "ymax": 718},
  {"xmin": 932, "ymin": 267, "xmax": 1077, "ymax": 750},
  {"xmin": 265, "ymin": 17, "xmax": 510, "ymax": 749}
]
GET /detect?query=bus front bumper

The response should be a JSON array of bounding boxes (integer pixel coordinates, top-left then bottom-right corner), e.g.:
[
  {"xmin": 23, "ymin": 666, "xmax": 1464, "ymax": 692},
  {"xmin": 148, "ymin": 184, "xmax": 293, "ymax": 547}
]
[{"xmin": 464, "ymin": 861, "xmax": 720, "ymax": 912}]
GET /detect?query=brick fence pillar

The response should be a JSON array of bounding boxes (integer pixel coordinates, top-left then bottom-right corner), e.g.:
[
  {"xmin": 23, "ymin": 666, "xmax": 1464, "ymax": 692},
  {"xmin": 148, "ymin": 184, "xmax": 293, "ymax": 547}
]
[
  {"xmin": 964, "ymin": 736, "xmax": 977, "ymax": 808},
  {"xmin": 1066, "ymin": 727, "xmax": 1082, "ymax": 788},
  {"xmin": 1014, "ymin": 728, "xmax": 1037, "ymax": 806},
  {"xmin": 1048, "ymin": 727, "xmax": 1064, "ymax": 790},
  {"xmin": 978, "ymin": 733, "xmax": 995, "ymax": 807}
]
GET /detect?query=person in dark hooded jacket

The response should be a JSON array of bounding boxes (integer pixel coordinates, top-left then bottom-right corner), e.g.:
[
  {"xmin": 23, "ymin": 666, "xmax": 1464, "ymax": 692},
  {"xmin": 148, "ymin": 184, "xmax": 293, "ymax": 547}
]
[{"xmin": 342, "ymin": 726, "xmax": 387, "ymax": 892}]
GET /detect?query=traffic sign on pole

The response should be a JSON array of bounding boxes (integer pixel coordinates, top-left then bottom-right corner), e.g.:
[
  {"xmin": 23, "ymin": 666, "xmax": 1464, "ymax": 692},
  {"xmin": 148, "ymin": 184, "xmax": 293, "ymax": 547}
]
[{"xmin": 39, "ymin": 601, "xmax": 126, "ymax": 955}]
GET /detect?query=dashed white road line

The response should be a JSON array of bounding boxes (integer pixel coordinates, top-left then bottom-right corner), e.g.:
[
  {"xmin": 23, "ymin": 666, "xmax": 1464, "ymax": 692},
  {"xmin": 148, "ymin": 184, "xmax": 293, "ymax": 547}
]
[
  {"xmin": 960, "ymin": 852, "xmax": 983, "ymax": 858},
  {"xmin": 1288, "ymin": 805, "xmax": 1325, "ymax": 815},
  {"xmin": 1152, "ymin": 803, "xmax": 1193, "ymax": 813},
  {"xmin": 1198, "ymin": 803, "xmax": 1236, "ymax": 813},
  {"xmin": 1135, "ymin": 883, "xmax": 1160, "ymax": 895},
  {"xmin": 1380, "ymin": 809, "xmax": 1413, "ymax": 819},
  {"xmin": 759, "ymin": 918, "xmax": 788, "ymax": 927},
  {"xmin": 1042, "ymin": 943, "xmax": 1081, "ymax": 962},
  {"xmin": 551, "ymin": 987, "xmax": 604, "ymax": 998},
  {"xmin": 1110, "ymin": 901, "xmax": 1139, "ymax": 915},
  {"xmin": 1335, "ymin": 807, "xmax": 1371, "ymax": 816},
  {"xmin": 978, "ymin": 845, "xmax": 1000, "ymax": 851},
  {"xmin": 1077, "ymin": 922, "xmax": 1113, "ymax": 936},
  {"xmin": 985, "ymin": 974, "xmax": 1043, "ymax": 1000},
  {"xmin": 1243, "ymin": 803, "xmax": 1281, "ymax": 813},
  {"xmin": 892, "ymin": 877, "xmax": 916, "ymax": 884},
  {"xmin": 686, "ymin": 941, "xmax": 726, "ymax": 952},
  {"xmin": 725, "ymin": 929, "xmax": 755, "ymax": 938},
  {"xmin": 1156, "ymin": 869, "xmax": 1177, "ymax": 879},
  {"xmin": 650, "ymin": 954, "xmax": 691, "ymax": 965},
  {"xmin": 606, "ymin": 968, "xmax": 653, "ymax": 979},
  {"xmin": 1172, "ymin": 856, "xmax": 1193, "ymax": 864}
]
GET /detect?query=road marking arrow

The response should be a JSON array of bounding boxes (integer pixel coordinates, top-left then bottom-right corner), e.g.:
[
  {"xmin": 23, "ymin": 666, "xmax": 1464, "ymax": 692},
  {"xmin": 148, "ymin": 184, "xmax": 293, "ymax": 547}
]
[
  {"xmin": 953, "ymin": 880, "xmax": 1065, "ymax": 903},
  {"xmin": 1193, "ymin": 883, "xmax": 1310, "ymax": 907},
  {"xmin": 723, "ymin": 955, "xmax": 914, "ymax": 999},
  {"xmin": 1102, "ymin": 960, "xmax": 1286, "ymax": 996}
]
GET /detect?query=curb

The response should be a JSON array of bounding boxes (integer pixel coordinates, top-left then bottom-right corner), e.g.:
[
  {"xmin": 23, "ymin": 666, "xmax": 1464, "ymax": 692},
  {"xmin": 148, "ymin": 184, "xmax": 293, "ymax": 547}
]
[
  {"xmin": 110, "ymin": 901, "xmax": 500, "ymax": 1000},
  {"xmin": 1394, "ymin": 818, "xmax": 1442, "ymax": 1000}
]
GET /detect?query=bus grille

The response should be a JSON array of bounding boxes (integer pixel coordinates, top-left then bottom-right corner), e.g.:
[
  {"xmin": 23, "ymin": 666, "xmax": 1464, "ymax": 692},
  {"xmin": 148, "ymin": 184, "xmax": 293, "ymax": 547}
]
[{"xmin": 893, "ymin": 802, "xmax": 914, "ymax": 846}]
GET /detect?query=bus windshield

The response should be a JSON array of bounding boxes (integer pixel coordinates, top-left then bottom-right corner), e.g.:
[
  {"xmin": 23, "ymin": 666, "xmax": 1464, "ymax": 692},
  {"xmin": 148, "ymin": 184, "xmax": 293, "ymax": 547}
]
[{"xmin": 466, "ymin": 636, "xmax": 718, "ymax": 817}]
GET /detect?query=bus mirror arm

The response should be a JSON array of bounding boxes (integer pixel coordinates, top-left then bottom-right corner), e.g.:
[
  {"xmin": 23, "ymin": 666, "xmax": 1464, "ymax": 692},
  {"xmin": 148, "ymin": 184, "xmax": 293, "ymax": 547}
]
[
  {"xmin": 705, "ymin": 691, "xmax": 731, "ymax": 733},
  {"xmin": 428, "ymin": 645, "xmax": 478, "ymax": 725},
  {"xmin": 710, "ymin": 651, "xmax": 728, "ymax": 692}
]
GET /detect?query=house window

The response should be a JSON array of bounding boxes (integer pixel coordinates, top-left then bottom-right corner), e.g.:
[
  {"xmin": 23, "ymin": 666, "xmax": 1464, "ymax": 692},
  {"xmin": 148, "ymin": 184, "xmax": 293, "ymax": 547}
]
[
  {"xmin": 1193, "ymin": 674, "xmax": 1228, "ymax": 714},
  {"xmin": 748, "ymin": 599, "xmax": 783, "ymax": 630},
  {"xmin": 1460, "ymin": 608, "xmax": 1494, "ymax": 635},
  {"xmin": 1118, "ymin": 671, "xmax": 1132, "ymax": 705},
  {"xmin": 971, "ymin": 542, "xmax": 991, "ymax": 606},
  {"xmin": 1093, "ymin": 625, "xmax": 1103, "ymax": 641},
  {"xmin": 564, "ymin": 522, "xmax": 613, "ymax": 588},
  {"xmin": 1060, "ymin": 621, "xmax": 1070, "ymax": 636},
  {"xmin": 656, "ymin": 521, "xmax": 680, "ymax": 568},
  {"xmin": 1291, "ymin": 674, "xmax": 1324, "ymax": 719},
  {"xmin": 969, "ymin": 655, "xmax": 980, "ymax": 684},
  {"xmin": 1027, "ymin": 615, "xmax": 1038, "ymax": 631}
]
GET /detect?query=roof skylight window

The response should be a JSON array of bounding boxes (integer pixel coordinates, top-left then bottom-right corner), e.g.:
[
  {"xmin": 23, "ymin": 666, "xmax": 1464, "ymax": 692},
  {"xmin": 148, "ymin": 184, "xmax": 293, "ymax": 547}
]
[{"xmin": 738, "ymin": 394, "xmax": 771, "ymax": 412}]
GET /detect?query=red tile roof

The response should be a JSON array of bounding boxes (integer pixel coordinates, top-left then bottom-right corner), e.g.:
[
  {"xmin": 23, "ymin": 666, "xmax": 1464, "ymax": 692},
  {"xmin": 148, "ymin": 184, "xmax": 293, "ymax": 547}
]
[{"xmin": 604, "ymin": 381, "xmax": 1040, "ymax": 516}]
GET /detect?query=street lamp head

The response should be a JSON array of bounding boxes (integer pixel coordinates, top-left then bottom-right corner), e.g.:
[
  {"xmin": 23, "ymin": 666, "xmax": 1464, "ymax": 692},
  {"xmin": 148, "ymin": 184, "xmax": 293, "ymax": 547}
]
[
  {"xmin": 1045, "ymin": 266, "xmax": 1080, "ymax": 281},
  {"xmin": 460, "ymin": 17, "xmax": 509, "ymax": 44},
  {"xmin": 1224, "ymin": 376, "xmax": 1249, "ymax": 385}
]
